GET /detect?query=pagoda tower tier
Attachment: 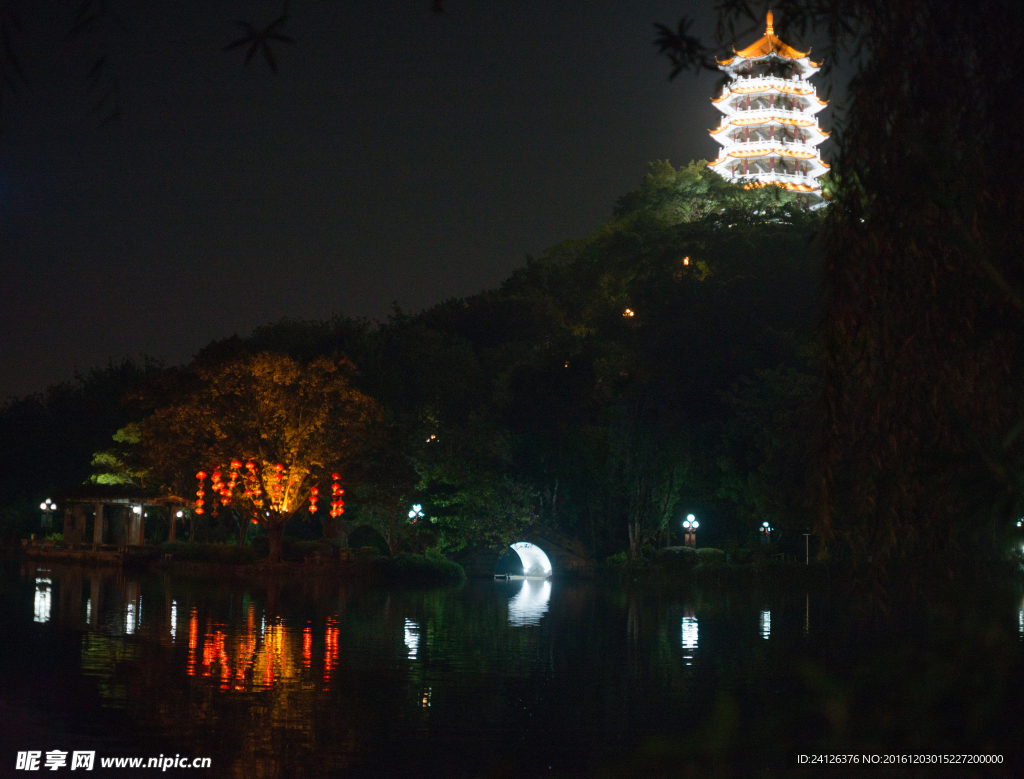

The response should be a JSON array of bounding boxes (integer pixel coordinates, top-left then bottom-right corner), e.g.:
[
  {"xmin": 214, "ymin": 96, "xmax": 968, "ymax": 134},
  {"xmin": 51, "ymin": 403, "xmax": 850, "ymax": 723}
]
[{"xmin": 708, "ymin": 11, "xmax": 829, "ymax": 206}]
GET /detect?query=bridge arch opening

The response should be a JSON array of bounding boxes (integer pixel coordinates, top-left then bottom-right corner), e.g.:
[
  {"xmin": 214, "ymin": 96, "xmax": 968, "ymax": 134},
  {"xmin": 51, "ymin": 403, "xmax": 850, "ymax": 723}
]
[{"xmin": 497, "ymin": 541, "xmax": 552, "ymax": 578}]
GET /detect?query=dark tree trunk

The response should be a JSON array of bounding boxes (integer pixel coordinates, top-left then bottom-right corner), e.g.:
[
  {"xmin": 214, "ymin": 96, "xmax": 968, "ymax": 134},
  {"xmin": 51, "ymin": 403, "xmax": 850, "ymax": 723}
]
[{"xmin": 267, "ymin": 522, "xmax": 285, "ymax": 563}]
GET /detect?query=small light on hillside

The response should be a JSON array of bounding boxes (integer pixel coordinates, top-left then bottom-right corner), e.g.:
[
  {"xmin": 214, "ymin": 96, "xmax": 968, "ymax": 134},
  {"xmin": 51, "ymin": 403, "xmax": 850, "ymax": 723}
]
[
  {"xmin": 683, "ymin": 257, "xmax": 690, "ymax": 265},
  {"xmin": 623, "ymin": 308, "xmax": 635, "ymax": 318}
]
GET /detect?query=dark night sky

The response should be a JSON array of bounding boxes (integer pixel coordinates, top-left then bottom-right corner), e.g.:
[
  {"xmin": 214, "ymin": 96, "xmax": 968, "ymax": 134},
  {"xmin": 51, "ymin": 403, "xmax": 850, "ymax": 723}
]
[{"xmin": 0, "ymin": 1, "xmax": 837, "ymax": 401}]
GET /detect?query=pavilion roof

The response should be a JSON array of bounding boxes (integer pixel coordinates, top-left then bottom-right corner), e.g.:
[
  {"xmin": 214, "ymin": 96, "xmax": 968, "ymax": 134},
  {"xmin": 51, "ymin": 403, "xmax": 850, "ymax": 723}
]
[{"xmin": 58, "ymin": 484, "xmax": 176, "ymax": 505}]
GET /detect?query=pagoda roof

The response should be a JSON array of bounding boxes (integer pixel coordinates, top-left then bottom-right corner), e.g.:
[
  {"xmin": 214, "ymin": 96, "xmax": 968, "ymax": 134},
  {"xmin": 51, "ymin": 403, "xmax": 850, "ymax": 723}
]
[
  {"xmin": 716, "ymin": 115, "xmax": 817, "ymax": 129},
  {"xmin": 712, "ymin": 86, "xmax": 827, "ymax": 106},
  {"xmin": 717, "ymin": 12, "xmax": 815, "ymax": 65},
  {"xmin": 743, "ymin": 180, "xmax": 821, "ymax": 194}
]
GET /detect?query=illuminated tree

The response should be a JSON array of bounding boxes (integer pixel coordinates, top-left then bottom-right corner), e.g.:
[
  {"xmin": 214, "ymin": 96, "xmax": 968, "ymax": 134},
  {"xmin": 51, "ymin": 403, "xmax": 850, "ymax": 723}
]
[{"xmin": 138, "ymin": 353, "xmax": 377, "ymax": 561}]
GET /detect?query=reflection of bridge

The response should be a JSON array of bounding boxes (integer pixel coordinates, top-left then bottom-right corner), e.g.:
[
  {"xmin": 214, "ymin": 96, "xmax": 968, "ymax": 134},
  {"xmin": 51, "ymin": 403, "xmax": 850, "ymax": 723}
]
[{"xmin": 455, "ymin": 527, "xmax": 595, "ymax": 578}]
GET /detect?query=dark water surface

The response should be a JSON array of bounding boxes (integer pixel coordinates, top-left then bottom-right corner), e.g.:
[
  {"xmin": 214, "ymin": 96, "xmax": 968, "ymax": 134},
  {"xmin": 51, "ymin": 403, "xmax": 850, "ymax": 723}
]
[{"xmin": 2, "ymin": 560, "xmax": 1023, "ymax": 777}]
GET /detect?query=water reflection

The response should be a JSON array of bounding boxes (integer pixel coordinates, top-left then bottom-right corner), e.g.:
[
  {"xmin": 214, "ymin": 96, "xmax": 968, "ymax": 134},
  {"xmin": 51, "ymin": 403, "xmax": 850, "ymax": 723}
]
[
  {"xmin": 9, "ymin": 563, "xmax": 1024, "ymax": 778},
  {"xmin": 681, "ymin": 608, "xmax": 698, "ymax": 665},
  {"xmin": 33, "ymin": 573, "xmax": 52, "ymax": 624},
  {"xmin": 404, "ymin": 619, "xmax": 420, "ymax": 658},
  {"xmin": 507, "ymin": 579, "xmax": 551, "ymax": 626}
]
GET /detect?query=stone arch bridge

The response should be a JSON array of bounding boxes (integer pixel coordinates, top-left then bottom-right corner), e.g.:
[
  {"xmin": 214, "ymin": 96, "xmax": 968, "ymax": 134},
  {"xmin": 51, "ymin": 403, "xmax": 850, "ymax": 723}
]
[{"xmin": 455, "ymin": 526, "xmax": 595, "ymax": 579}]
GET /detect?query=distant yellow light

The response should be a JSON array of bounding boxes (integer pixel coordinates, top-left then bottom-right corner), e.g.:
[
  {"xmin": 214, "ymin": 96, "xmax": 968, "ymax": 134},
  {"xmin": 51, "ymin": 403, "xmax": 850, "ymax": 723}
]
[
  {"xmin": 683, "ymin": 257, "xmax": 690, "ymax": 266},
  {"xmin": 623, "ymin": 309, "xmax": 635, "ymax": 318}
]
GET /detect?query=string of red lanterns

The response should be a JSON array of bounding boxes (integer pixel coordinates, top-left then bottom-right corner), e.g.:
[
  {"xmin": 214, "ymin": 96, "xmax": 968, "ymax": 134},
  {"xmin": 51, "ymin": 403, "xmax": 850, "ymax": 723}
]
[
  {"xmin": 195, "ymin": 471, "xmax": 207, "ymax": 515},
  {"xmin": 191, "ymin": 460, "xmax": 344, "ymax": 521},
  {"xmin": 330, "ymin": 472, "xmax": 345, "ymax": 518}
]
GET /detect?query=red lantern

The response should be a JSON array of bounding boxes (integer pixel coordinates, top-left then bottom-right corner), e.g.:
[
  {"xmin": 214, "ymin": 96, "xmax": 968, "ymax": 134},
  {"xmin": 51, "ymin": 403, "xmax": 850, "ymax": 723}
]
[
  {"xmin": 251, "ymin": 518, "xmax": 258, "ymax": 525},
  {"xmin": 196, "ymin": 471, "xmax": 207, "ymax": 480},
  {"xmin": 274, "ymin": 464, "xmax": 284, "ymax": 472},
  {"xmin": 246, "ymin": 461, "xmax": 256, "ymax": 470},
  {"xmin": 212, "ymin": 471, "xmax": 221, "ymax": 481},
  {"xmin": 195, "ymin": 499, "xmax": 204, "ymax": 507},
  {"xmin": 332, "ymin": 473, "xmax": 340, "ymax": 480},
  {"xmin": 230, "ymin": 460, "xmax": 242, "ymax": 470},
  {"xmin": 196, "ymin": 508, "xmax": 204, "ymax": 515},
  {"xmin": 310, "ymin": 487, "xmax": 319, "ymax": 496}
]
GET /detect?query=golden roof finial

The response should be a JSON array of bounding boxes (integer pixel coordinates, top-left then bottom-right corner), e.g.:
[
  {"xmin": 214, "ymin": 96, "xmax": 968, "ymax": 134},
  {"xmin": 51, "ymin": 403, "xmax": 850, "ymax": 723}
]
[{"xmin": 766, "ymin": 9, "xmax": 774, "ymax": 35}]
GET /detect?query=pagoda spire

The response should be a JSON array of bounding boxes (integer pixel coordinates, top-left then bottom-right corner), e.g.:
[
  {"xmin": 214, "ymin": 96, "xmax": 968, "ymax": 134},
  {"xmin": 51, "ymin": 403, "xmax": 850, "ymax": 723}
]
[{"xmin": 707, "ymin": 11, "xmax": 829, "ymax": 207}]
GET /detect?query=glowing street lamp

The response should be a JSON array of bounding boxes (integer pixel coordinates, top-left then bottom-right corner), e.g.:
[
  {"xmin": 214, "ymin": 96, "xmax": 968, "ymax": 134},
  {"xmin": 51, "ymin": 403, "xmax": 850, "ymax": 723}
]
[
  {"xmin": 682, "ymin": 513, "xmax": 699, "ymax": 548},
  {"xmin": 760, "ymin": 521, "xmax": 773, "ymax": 545},
  {"xmin": 39, "ymin": 498, "xmax": 56, "ymax": 530},
  {"xmin": 408, "ymin": 504, "xmax": 425, "ymax": 524}
]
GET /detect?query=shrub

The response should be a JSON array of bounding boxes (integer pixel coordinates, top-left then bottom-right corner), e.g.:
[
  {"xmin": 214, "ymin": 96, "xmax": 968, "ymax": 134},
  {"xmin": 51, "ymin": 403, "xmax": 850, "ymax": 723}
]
[
  {"xmin": 372, "ymin": 553, "xmax": 465, "ymax": 585},
  {"xmin": 695, "ymin": 547, "xmax": 727, "ymax": 567},
  {"xmin": 159, "ymin": 541, "xmax": 257, "ymax": 565},
  {"xmin": 656, "ymin": 546, "xmax": 698, "ymax": 569}
]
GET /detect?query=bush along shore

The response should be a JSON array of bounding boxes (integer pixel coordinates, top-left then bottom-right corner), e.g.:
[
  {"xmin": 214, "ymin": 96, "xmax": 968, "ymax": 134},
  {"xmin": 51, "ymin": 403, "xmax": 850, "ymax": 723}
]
[
  {"xmin": 154, "ymin": 539, "xmax": 466, "ymax": 586},
  {"xmin": 605, "ymin": 546, "xmax": 834, "ymax": 588}
]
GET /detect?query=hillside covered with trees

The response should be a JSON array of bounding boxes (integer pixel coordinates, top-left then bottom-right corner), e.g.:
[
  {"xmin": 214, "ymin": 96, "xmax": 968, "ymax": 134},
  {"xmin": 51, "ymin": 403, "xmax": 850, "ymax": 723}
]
[{"xmin": 2, "ymin": 161, "xmax": 825, "ymax": 561}]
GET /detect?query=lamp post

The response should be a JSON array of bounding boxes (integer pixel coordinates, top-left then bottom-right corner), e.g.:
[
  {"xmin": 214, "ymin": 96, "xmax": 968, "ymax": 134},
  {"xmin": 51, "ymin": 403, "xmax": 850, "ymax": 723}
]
[
  {"xmin": 39, "ymin": 499, "xmax": 56, "ymax": 531},
  {"xmin": 408, "ymin": 504, "xmax": 425, "ymax": 524},
  {"xmin": 760, "ymin": 521, "xmax": 772, "ymax": 545},
  {"xmin": 682, "ymin": 514, "xmax": 699, "ymax": 548}
]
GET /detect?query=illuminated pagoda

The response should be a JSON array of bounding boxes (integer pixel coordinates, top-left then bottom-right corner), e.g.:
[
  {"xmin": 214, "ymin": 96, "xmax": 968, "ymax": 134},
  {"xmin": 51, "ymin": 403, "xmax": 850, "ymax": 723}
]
[{"xmin": 708, "ymin": 11, "xmax": 829, "ymax": 206}]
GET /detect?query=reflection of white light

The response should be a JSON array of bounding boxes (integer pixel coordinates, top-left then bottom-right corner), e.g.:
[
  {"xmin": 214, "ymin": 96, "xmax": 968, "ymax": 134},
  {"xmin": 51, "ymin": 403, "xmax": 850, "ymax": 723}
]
[
  {"xmin": 510, "ymin": 542, "xmax": 552, "ymax": 577},
  {"xmin": 681, "ymin": 613, "xmax": 698, "ymax": 663},
  {"xmin": 34, "ymin": 577, "xmax": 52, "ymax": 624},
  {"xmin": 508, "ymin": 579, "xmax": 552, "ymax": 626},
  {"xmin": 126, "ymin": 602, "xmax": 136, "ymax": 635},
  {"xmin": 1019, "ymin": 605, "xmax": 1023, "ymax": 638},
  {"xmin": 761, "ymin": 610, "xmax": 771, "ymax": 640},
  {"xmin": 86, "ymin": 598, "xmax": 91, "ymax": 624},
  {"xmin": 171, "ymin": 601, "xmax": 177, "ymax": 640},
  {"xmin": 404, "ymin": 619, "xmax": 419, "ymax": 658}
]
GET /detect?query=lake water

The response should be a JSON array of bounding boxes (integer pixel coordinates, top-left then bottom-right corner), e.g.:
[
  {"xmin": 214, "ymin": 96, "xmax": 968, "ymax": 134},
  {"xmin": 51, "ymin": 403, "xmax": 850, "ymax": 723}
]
[{"xmin": 2, "ymin": 560, "xmax": 1023, "ymax": 777}]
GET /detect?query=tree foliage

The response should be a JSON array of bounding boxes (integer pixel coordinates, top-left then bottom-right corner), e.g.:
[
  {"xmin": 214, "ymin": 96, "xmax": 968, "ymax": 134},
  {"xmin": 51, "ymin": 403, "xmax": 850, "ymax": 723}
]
[{"xmin": 134, "ymin": 353, "xmax": 377, "ymax": 560}]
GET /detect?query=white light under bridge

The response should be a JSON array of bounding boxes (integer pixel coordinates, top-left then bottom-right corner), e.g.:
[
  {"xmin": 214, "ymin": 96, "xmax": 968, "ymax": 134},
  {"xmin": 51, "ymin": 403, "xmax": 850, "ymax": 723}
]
[{"xmin": 509, "ymin": 542, "xmax": 553, "ymax": 579}]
